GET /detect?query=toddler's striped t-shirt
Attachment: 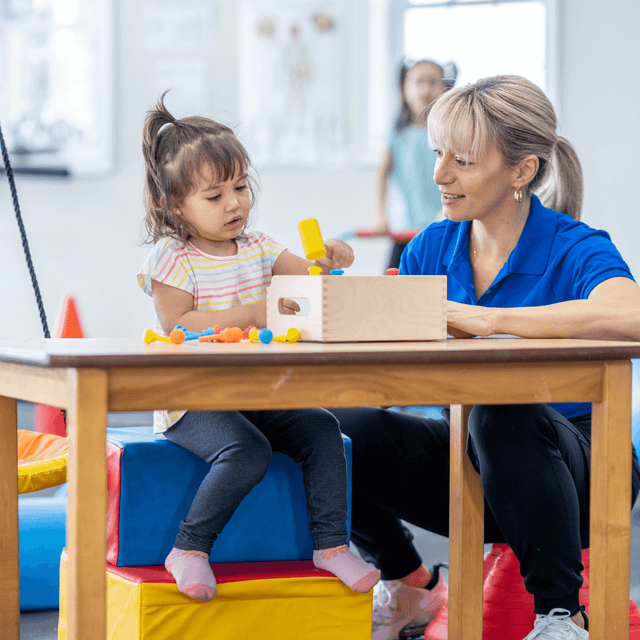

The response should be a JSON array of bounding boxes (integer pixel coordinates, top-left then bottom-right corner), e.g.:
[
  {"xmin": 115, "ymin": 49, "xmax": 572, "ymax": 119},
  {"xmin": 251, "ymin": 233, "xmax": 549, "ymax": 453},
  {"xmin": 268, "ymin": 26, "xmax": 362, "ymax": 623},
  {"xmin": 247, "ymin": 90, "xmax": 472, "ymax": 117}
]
[{"xmin": 137, "ymin": 231, "xmax": 285, "ymax": 432}]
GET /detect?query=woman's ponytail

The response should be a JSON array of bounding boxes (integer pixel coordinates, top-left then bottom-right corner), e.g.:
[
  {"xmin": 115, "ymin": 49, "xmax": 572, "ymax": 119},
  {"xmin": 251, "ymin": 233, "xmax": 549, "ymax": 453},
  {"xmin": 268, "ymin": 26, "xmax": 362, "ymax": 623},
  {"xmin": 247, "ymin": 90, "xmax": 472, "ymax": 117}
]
[{"xmin": 536, "ymin": 136, "xmax": 584, "ymax": 221}]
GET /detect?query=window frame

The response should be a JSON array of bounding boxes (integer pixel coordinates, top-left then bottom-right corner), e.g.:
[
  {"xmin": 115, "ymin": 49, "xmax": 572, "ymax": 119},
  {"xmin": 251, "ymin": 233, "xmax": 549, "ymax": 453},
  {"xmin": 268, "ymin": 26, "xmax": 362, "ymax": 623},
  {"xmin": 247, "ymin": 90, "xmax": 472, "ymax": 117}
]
[{"xmin": 361, "ymin": 0, "xmax": 562, "ymax": 163}]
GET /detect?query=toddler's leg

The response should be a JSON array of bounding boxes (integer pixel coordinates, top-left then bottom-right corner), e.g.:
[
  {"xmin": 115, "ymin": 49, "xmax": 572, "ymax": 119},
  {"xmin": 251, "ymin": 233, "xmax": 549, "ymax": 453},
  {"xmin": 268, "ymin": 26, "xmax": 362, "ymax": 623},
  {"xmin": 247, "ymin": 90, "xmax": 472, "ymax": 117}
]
[
  {"xmin": 252, "ymin": 409, "xmax": 380, "ymax": 591},
  {"xmin": 313, "ymin": 545, "xmax": 381, "ymax": 593},
  {"xmin": 165, "ymin": 548, "xmax": 217, "ymax": 602},
  {"xmin": 163, "ymin": 411, "xmax": 273, "ymax": 601}
]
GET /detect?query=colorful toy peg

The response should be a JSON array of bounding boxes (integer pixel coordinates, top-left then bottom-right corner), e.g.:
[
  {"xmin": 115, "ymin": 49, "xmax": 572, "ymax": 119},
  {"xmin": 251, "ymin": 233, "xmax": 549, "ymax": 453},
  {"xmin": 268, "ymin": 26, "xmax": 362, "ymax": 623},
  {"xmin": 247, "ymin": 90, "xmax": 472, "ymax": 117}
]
[
  {"xmin": 272, "ymin": 327, "xmax": 302, "ymax": 343},
  {"xmin": 307, "ymin": 265, "xmax": 323, "ymax": 276},
  {"xmin": 243, "ymin": 325, "xmax": 257, "ymax": 339},
  {"xmin": 169, "ymin": 328, "xmax": 186, "ymax": 344},
  {"xmin": 298, "ymin": 218, "xmax": 326, "ymax": 261},
  {"xmin": 385, "ymin": 268, "xmax": 400, "ymax": 275},
  {"xmin": 248, "ymin": 327, "xmax": 260, "ymax": 342},
  {"xmin": 330, "ymin": 269, "xmax": 344, "ymax": 275},
  {"xmin": 144, "ymin": 329, "xmax": 171, "ymax": 344},
  {"xmin": 173, "ymin": 325, "xmax": 214, "ymax": 342},
  {"xmin": 198, "ymin": 327, "xmax": 244, "ymax": 343},
  {"xmin": 258, "ymin": 328, "xmax": 273, "ymax": 344}
]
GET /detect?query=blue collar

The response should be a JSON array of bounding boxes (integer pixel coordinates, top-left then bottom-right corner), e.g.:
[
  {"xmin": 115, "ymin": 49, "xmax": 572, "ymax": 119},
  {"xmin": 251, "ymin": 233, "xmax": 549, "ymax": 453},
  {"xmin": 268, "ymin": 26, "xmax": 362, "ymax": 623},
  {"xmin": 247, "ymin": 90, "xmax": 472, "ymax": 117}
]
[{"xmin": 444, "ymin": 195, "xmax": 555, "ymax": 275}]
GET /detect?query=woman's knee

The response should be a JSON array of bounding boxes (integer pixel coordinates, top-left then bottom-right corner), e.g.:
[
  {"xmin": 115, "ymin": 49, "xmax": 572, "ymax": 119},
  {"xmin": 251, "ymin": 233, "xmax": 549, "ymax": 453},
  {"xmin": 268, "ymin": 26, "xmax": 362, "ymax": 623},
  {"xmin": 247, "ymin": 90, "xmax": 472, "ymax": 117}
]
[{"xmin": 468, "ymin": 404, "xmax": 544, "ymax": 449}]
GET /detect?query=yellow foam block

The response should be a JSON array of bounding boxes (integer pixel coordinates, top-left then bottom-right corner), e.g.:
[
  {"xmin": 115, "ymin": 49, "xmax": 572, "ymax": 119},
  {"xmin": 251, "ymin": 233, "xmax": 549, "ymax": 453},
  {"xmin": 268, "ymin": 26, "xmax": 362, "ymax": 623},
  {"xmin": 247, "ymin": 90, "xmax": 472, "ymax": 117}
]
[{"xmin": 58, "ymin": 550, "xmax": 372, "ymax": 640}]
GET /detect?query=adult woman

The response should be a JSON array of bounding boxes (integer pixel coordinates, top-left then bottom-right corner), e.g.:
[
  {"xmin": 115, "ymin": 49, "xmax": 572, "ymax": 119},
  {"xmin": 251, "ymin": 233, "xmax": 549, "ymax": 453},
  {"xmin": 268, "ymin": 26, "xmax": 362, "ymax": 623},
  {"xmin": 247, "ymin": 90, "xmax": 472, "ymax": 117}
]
[{"xmin": 333, "ymin": 75, "xmax": 640, "ymax": 640}]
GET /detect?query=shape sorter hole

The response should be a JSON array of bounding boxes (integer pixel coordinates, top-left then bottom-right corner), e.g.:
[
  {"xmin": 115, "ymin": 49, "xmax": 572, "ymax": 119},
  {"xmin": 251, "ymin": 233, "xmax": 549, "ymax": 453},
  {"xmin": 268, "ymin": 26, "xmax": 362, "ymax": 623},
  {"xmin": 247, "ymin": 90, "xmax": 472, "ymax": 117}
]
[{"xmin": 278, "ymin": 297, "xmax": 310, "ymax": 316}]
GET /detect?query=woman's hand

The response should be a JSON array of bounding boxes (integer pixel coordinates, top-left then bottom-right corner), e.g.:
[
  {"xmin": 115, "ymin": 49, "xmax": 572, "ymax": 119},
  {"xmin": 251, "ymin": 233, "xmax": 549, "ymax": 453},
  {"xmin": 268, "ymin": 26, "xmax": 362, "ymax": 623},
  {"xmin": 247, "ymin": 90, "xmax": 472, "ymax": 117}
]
[
  {"xmin": 320, "ymin": 239, "xmax": 355, "ymax": 270},
  {"xmin": 447, "ymin": 301, "xmax": 497, "ymax": 338}
]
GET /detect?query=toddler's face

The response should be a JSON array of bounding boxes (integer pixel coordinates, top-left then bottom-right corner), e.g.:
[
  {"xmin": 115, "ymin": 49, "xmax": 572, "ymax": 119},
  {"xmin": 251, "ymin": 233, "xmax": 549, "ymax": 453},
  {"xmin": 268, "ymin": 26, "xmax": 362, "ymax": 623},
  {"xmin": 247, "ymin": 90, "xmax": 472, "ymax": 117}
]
[
  {"xmin": 176, "ymin": 164, "xmax": 251, "ymax": 253},
  {"xmin": 404, "ymin": 62, "xmax": 447, "ymax": 121}
]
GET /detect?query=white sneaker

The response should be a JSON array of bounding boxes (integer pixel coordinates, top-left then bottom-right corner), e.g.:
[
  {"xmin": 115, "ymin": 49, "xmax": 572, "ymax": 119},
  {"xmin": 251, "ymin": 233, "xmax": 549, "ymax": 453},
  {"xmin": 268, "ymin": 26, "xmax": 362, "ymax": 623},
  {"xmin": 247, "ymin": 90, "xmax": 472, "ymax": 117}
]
[
  {"xmin": 523, "ymin": 608, "xmax": 589, "ymax": 639},
  {"xmin": 371, "ymin": 565, "xmax": 447, "ymax": 640}
]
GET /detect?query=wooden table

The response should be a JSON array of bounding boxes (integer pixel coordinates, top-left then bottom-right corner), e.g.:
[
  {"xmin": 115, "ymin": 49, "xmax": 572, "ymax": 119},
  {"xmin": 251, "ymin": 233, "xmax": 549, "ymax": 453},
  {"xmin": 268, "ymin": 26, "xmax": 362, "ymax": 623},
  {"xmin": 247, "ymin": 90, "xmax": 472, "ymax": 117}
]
[{"xmin": 2, "ymin": 337, "xmax": 640, "ymax": 640}]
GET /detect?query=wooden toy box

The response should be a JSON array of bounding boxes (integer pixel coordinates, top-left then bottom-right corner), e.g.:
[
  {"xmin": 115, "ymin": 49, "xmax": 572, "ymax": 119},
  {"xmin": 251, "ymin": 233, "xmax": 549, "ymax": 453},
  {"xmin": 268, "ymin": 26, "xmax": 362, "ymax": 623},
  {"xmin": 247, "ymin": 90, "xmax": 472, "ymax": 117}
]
[{"xmin": 267, "ymin": 275, "xmax": 447, "ymax": 342}]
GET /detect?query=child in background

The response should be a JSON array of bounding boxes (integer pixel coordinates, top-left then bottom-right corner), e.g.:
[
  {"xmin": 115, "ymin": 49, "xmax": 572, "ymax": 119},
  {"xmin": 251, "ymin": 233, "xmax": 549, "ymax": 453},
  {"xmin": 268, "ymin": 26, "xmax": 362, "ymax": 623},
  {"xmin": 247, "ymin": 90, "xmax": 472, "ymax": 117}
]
[
  {"xmin": 370, "ymin": 59, "xmax": 456, "ymax": 269},
  {"xmin": 137, "ymin": 92, "xmax": 380, "ymax": 602}
]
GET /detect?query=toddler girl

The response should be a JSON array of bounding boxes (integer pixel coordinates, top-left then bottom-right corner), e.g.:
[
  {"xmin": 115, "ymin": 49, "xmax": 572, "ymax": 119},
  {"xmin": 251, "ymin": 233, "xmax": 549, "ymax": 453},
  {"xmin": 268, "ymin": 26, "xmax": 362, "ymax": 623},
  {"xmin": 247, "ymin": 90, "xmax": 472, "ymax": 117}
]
[
  {"xmin": 137, "ymin": 93, "xmax": 380, "ymax": 601},
  {"xmin": 371, "ymin": 59, "xmax": 456, "ymax": 269}
]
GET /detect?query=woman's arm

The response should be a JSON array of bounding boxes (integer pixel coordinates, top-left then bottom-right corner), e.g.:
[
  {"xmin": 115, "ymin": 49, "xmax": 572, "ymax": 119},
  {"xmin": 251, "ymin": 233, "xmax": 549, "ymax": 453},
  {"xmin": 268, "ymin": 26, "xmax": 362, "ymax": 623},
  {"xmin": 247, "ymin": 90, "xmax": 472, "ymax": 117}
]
[
  {"xmin": 447, "ymin": 277, "xmax": 640, "ymax": 341},
  {"xmin": 151, "ymin": 279, "xmax": 266, "ymax": 335}
]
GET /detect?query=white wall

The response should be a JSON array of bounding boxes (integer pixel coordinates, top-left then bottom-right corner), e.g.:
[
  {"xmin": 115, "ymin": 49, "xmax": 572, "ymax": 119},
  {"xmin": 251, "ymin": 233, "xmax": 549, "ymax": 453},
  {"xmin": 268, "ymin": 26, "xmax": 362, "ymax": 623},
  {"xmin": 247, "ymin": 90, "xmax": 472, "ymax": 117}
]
[
  {"xmin": 560, "ymin": 0, "xmax": 640, "ymax": 269},
  {"xmin": 1, "ymin": 0, "xmax": 639, "ymax": 339}
]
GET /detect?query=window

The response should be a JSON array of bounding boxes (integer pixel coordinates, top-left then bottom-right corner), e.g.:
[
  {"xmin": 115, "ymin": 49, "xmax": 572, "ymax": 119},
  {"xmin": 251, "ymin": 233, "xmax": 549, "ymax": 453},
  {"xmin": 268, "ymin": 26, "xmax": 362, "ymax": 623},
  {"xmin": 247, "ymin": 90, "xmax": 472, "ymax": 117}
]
[
  {"xmin": 364, "ymin": 0, "xmax": 558, "ymax": 161},
  {"xmin": 0, "ymin": 0, "xmax": 114, "ymax": 176}
]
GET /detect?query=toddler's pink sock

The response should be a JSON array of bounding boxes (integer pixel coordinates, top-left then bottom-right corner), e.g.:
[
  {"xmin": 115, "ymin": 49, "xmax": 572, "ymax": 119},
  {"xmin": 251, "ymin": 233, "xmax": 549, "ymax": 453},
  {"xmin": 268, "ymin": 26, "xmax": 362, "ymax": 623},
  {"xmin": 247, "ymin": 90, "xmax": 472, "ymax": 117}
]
[
  {"xmin": 165, "ymin": 548, "xmax": 217, "ymax": 602},
  {"xmin": 313, "ymin": 545, "xmax": 381, "ymax": 593}
]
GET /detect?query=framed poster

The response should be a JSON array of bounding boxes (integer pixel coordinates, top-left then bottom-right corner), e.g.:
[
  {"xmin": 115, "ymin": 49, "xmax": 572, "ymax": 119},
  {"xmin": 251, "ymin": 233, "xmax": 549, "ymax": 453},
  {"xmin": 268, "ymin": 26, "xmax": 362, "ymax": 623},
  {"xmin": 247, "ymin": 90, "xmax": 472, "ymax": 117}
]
[{"xmin": 238, "ymin": 0, "xmax": 346, "ymax": 168}]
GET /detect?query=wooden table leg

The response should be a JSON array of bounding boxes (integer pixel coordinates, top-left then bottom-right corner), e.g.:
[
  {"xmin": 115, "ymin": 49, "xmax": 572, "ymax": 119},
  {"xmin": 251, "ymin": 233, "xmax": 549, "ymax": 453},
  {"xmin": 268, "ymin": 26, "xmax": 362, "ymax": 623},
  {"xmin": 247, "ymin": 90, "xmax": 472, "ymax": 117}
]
[
  {"xmin": 449, "ymin": 404, "xmax": 484, "ymax": 640},
  {"xmin": 66, "ymin": 369, "xmax": 109, "ymax": 640},
  {"xmin": 0, "ymin": 396, "xmax": 19, "ymax": 640},
  {"xmin": 590, "ymin": 361, "xmax": 632, "ymax": 639}
]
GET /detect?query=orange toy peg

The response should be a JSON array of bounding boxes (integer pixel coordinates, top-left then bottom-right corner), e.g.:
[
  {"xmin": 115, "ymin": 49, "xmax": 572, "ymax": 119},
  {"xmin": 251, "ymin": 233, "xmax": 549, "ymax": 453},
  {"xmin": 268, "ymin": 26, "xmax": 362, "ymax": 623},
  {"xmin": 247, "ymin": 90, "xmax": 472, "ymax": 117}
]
[
  {"xmin": 199, "ymin": 327, "xmax": 244, "ymax": 343},
  {"xmin": 169, "ymin": 328, "xmax": 186, "ymax": 344},
  {"xmin": 144, "ymin": 329, "xmax": 171, "ymax": 344},
  {"xmin": 219, "ymin": 327, "xmax": 244, "ymax": 342}
]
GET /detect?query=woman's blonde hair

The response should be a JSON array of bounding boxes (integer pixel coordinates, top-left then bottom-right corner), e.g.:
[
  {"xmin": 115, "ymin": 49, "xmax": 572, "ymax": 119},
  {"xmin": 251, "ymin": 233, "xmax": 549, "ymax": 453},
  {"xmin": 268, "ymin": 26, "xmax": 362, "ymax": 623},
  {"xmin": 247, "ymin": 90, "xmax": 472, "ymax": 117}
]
[
  {"xmin": 141, "ymin": 91, "xmax": 257, "ymax": 244},
  {"xmin": 427, "ymin": 75, "xmax": 583, "ymax": 220}
]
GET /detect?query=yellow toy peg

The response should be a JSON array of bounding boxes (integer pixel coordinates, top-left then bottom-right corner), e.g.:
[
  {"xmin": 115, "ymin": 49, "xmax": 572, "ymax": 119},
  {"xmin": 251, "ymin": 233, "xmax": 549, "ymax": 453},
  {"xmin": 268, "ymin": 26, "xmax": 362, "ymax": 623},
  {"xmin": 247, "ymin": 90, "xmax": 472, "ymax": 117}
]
[
  {"xmin": 272, "ymin": 328, "xmax": 302, "ymax": 343},
  {"xmin": 144, "ymin": 329, "xmax": 171, "ymax": 344},
  {"xmin": 307, "ymin": 265, "xmax": 323, "ymax": 276},
  {"xmin": 248, "ymin": 327, "xmax": 261, "ymax": 343},
  {"xmin": 298, "ymin": 218, "xmax": 326, "ymax": 261}
]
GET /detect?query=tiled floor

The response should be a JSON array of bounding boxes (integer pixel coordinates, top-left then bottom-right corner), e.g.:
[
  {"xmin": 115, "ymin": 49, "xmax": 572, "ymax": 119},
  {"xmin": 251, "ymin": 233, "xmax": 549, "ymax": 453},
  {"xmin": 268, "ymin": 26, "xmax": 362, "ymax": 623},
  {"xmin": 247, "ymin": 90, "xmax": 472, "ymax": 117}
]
[{"xmin": 18, "ymin": 402, "xmax": 640, "ymax": 638}]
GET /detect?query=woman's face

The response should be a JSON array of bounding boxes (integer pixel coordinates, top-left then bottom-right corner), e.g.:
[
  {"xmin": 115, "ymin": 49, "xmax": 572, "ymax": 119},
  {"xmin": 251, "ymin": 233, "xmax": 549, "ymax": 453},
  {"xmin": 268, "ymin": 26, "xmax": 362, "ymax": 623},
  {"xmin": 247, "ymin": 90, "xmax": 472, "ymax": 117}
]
[
  {"xmin": 403, "ymin": 62, "xmax": 447, "ymax": 121},
  {"xmin": 433, "ymin": 137, "xmax": 521, "ymax": 222}
]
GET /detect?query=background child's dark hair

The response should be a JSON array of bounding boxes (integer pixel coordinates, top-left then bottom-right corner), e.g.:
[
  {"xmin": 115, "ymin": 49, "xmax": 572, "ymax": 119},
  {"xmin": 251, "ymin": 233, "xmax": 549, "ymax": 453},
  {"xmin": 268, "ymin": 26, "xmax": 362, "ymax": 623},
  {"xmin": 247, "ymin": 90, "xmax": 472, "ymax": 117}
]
[
  {"xmin": 394, "ymin": 59, "xmax": 458, "ymax": 133},
  {"xmin": 142, "ymin": 91, "xmax": 257, "ymax": 244}
]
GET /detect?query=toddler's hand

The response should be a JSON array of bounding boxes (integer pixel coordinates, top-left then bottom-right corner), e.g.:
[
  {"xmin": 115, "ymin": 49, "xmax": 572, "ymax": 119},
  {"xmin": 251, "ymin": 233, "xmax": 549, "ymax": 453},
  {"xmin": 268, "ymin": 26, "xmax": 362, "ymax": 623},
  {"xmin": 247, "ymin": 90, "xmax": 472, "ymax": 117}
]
[
  {"xmin": 280, "ymin": 298, "xmax": 300, "ymax": 315},
  {"xmin": 321, "ymin": 239, "xmax": 354, "ymax": 269}
]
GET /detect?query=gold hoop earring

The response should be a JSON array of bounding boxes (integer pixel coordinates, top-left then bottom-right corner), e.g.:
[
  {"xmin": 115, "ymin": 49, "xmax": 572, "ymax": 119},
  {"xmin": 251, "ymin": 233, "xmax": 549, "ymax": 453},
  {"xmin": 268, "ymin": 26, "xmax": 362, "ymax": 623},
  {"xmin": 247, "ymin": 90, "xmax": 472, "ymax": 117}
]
[{"xmin": 514, "ymin": 189, "xmax": 523, "ymax": 203}]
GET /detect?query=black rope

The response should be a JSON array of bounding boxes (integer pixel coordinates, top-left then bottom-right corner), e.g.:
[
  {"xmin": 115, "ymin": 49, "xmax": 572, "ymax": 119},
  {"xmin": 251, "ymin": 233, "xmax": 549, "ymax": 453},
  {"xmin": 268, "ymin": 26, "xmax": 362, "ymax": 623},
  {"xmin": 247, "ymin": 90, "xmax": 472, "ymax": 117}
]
[{"xmin": 0, "ymin": 120, "xmax": 51, "ymax": 338}]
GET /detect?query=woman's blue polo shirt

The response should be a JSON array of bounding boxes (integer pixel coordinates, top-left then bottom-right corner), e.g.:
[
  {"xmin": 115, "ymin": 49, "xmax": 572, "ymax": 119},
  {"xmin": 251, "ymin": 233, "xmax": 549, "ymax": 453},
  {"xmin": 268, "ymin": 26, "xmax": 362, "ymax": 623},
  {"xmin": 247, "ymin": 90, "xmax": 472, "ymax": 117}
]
[{"xmin": 400, "ymin": 194, "xmax": 634, "ymax": 420}]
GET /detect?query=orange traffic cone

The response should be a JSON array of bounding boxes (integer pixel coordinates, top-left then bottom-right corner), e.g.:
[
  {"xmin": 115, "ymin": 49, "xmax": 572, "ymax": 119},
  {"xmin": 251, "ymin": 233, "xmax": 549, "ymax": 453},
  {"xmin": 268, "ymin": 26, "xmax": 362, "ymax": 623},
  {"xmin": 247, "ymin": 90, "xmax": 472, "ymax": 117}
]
[
  {"xmin": 34, "ymin": 294, "xmax": 87, "ymax": 436},
  {"xmin": 53, "ymin": 293, "xmax": 87, "ymax": 339},
  {"xmin": 423, "ymin": 543, "xmax": 640, "ymax": 639}
]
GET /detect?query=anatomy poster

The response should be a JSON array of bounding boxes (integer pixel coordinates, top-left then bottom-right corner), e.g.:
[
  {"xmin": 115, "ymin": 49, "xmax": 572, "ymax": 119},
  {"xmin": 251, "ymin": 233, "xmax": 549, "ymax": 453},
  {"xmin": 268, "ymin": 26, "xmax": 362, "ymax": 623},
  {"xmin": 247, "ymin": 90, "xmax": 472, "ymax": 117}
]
[{"xmin": 238, "ymin": 0, "xmax": 346, "ymax": 168}]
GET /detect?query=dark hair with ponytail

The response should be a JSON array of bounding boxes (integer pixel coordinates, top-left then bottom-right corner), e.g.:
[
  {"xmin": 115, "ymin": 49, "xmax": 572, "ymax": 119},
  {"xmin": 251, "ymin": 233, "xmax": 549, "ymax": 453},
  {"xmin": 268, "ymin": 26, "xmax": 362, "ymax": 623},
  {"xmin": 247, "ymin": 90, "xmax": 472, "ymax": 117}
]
[
  {"xmin": 395, "ymin": 59, "xmax": 457, "ymax": 132},
  {"xmin": 141, "ymin": 91, "xmax": 257, "ymax": 244}
]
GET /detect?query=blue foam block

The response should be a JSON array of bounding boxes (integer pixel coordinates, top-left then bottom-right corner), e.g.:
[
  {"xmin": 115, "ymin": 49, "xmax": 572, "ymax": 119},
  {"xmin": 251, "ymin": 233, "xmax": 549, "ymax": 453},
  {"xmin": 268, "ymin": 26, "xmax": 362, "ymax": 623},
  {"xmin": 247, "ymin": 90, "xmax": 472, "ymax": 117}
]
[
  {"xmin": 19, "ymin": 494, "xmax": 67, "ymax": 610},
  {"xmin": 106, "ymin": 427, "xmax": 352, "ymax": 567}
]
